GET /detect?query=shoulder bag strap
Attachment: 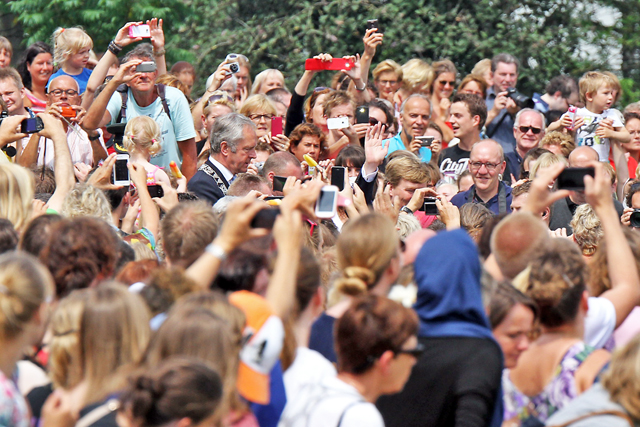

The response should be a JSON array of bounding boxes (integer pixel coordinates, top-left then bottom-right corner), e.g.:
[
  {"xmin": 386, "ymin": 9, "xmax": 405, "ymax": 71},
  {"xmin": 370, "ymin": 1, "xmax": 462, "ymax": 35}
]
[
  {"xmin": 155, "ymin": 83, "xmax": 171, "ymax": 121},
  {"xmin": 76, "ymin": 399, "xmax": 119, "ymax": 427},
  {"xmin": 336, "ymin": 400, "xmax": 366, "ymax": 427}
]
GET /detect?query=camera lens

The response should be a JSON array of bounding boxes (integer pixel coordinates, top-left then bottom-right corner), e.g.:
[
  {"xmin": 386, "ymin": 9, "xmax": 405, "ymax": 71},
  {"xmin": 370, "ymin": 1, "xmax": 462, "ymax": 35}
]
[
  {"xmin": 631, "ymin": 210, "xmax": 640, "ymax": 228},
  {"xmin": 229, "ymin": 62, "xmax": 240, "ymax": 73}
]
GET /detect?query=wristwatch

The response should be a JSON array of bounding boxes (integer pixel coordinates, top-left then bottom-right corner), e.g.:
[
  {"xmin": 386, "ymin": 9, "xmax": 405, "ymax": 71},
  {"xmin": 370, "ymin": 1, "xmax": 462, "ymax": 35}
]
[
  {"xmin": 205, "ymin": 243, "xmax": 227, "ymax": 261},
  {"xmin": 400, "ymin": 206, "xmax": 414, "ymax": 215}
]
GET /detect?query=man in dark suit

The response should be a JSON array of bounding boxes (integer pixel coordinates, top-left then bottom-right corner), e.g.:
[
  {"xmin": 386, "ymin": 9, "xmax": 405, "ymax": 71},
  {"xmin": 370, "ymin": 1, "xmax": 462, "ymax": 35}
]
[{"xmin": 188, "ymin": 113, "xmax": 258, "ymax": 205}]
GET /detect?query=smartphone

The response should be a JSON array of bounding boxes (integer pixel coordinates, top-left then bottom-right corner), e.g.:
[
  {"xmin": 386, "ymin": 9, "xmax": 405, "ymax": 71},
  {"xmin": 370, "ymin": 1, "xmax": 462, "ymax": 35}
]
[
  {"xmin": 556, "ymin": 167, "xmax": 594, "ymax": 191},
  {"xmin": 251, "ymin": 207, "xmax": 280, "ymax": 229},
  {"xmin": 113, "ymin": 153, "xmax": 130, "ymax": 186},
  {"xmin": 129, "ymin": 24, "xmax": 151, "ymax": 38},
  {"xmin": 147, "ymin": 184, "xmax": 164, "ymax": 198},
  {"xmin": 422, "ymin": 197, "xmax": 438, "ymax": 215},
  {"xmin": 327, "ymin": 117, "xmax": 350, "ymax": 130},
  {"xmin": 315, "ymin": 186, "xmax": 339, "ymax": 219},
  {"xmin": 273, "ymin": 175, "xmax": 288, "ymax": 192},
  {"xmin": 415, "ymin": 136, "xmax": 434, "ymax": 147},
  {"xmin": 136, "ymin": 61, "xmax": 157, "ymax": 73},
  {"xmin": 271, "ymin": 116, "xmax": 283, "ymax": 137},
  {"xmin": 367, "ymin": 19, "xmax": 379, "ymax": 31},
  {"xmin": 331, "ymin": 166, "xmax": 346, "ymax": 191},
  {"xmin": 60, "ymin": 106, "xmax": 77, "ymax": 118},
  {"xmin": 356, "ymin": 106, "xmax": 369, "ymax": 124},
  {"xmin": 20, "ymin": 117, "xmax": 44, "ymax": 134},
  {"xmin": 305, "ymin": 58, "xmax": 355, "ymax": 71}
]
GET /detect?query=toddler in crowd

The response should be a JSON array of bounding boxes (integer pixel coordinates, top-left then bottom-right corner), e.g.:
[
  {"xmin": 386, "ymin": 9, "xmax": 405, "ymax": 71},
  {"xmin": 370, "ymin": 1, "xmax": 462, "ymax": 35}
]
[
  {"xmin": 123, "ymin": 116, "xmax": 171, "ymax": 187},
  {"xmin": 50, "ymin": 27, "xmax": 93, "ymax": 94}
]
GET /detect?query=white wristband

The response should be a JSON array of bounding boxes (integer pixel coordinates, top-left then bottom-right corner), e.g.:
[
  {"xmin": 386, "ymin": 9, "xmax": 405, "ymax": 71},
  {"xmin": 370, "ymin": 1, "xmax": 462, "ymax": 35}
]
[{"xmin": 205, "ymin": 243, "xmax": 227, "ymax": 261}]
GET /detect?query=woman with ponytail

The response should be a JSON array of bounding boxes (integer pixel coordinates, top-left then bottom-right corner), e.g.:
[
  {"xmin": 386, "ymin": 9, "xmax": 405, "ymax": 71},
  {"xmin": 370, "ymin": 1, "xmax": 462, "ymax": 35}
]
[{"xmin": 308, "ymin": 213, "xmax": 402, "ymax": 363}]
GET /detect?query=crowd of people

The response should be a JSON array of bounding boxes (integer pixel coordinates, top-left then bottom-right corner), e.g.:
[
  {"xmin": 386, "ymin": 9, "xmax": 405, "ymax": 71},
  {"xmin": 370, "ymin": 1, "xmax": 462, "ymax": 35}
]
[{"xmin": 1, "ymin": 16, "xmax": 640, "ymax": 427}]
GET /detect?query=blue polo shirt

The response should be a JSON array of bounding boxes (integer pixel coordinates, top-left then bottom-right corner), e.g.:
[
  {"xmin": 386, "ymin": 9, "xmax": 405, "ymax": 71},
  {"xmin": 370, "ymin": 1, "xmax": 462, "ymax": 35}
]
[
  {"xmin": 451, "ymin": 182, "xmax": 513, "ymax": 215},
  {"xmin": 382, "ymin": 131, "xmax": 432, "ymax": 163}
]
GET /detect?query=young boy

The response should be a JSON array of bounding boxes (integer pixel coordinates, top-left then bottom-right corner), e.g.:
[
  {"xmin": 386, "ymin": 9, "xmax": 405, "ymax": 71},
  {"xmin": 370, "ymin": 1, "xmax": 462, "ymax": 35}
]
[
  {"xmin": 0, "ymin": 37, "xmax": 12, "ymax": 68},
  {"xmin": 570, "ymin": 71, "xmax": 629, "ymax": 162}
]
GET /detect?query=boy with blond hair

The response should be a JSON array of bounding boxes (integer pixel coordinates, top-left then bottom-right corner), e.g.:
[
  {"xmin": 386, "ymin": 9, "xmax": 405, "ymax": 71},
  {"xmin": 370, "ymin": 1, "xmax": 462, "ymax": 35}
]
[{"xmin": 571, "ymin": 71, "xmax": 629, "ymax": 162}]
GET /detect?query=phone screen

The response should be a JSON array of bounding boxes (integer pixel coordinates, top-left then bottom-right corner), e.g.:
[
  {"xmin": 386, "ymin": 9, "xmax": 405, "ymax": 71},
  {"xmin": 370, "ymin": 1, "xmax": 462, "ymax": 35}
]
[
  {"xmin": 317, "ymin": 188, "xmax": 337, "ymax": 213},
  {"xmin": 21, "ymin": 118, "xmax": 39, "ymax": 133},
  {"xmin": 557, "ymin": 167, "xmax": 594, "ymax": 190},
  {"xmin": 331, "ymin": 167, "xmax": 346, "ymax": 191},
  {"xmin": 273, "ymin": 175, "xmax": 288, "ymax": 192},
  {"xmin": 114, "ymin": 157, "xmax": 129, "ymax": 182},
  {"xmin": 356, "ymin": 106, "xmax": 369, "ymax": 124}
]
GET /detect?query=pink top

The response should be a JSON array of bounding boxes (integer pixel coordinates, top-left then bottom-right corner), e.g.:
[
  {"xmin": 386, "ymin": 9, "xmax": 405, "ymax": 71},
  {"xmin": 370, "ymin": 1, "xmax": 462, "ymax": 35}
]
[{"xmin": 24, "ymin": 89, "xmax": 47, "ymax": 114}]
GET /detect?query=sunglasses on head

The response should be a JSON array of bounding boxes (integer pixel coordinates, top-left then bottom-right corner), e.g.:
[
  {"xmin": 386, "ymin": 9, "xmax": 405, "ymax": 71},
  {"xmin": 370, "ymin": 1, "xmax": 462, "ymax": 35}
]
[{"xmin": 518, "ymin": 126, "xmax": 542, "ymax": 134}]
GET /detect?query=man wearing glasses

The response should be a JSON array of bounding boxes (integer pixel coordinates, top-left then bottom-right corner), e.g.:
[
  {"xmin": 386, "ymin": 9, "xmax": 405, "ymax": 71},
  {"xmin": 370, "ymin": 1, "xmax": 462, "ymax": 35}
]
[
  {"xmin": 505, "ymin": 109, "xmax": 546, "ymax": 182},
  {"xmin": 451, "ymin": 139, "xmax": 512, "ymax": 214}
]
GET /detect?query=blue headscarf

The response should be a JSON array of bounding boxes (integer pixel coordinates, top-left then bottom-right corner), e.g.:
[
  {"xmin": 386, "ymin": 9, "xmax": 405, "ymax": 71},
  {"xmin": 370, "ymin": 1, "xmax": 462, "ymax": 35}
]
[{"xmin": 413, "ymin": 228, "xmax": 503, "ymax": 427}]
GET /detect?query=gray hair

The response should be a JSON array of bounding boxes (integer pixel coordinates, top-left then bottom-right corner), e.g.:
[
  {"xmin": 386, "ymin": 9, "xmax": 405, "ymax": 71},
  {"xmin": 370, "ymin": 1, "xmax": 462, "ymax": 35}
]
[
  {"xmin": 514, "ymin": 108, "xmax": 547, "ymax": 129},
  {"xmin": 400, "ymin": 93, "xmax": 432, "ymax": 117},
  {"xmin": 210, "ymin": 112, "xmax": 255, "ymax": 154},
  {"xmin": 491, "ymin": 53, "xmax": 520, "ymax": 73},
  {"xmin": 122, "ymin": 43, "xmax": 155, "ymax": 65}
]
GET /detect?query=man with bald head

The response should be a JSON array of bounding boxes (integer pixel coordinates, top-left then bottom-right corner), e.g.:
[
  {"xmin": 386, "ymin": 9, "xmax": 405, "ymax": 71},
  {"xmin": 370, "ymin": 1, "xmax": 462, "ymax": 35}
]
[
  {"xmin": 549, "ymin": 146, "xmax": 623, "ymax": 232},
  {"xmin": 451, "ymin": 139, "xmax": 513, "ymax": 214},
  {"xmin": 20, "ymin": 75, "xmax": 107, "ymax": 169}
]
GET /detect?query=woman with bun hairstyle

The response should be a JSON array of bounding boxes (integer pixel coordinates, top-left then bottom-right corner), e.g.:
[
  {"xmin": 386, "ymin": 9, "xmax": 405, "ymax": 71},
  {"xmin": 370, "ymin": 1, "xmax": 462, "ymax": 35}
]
[
  {"xmin": 503, "ymin": 238, "xmax": 610, "ymax": 424},
  {"xmin": 308, "ymin": 213, "xmax": 402, "ymax": 364},
  {"xmin": 123, "ymin": 116, "xmax": 171, "ymax": 187},
  {"xmin": 117, "ymin": 357, "xmax": 223, "ymax": 427},
  {"xmin": 0, "ymin": 252, "xmax": 54, "ymax": 427}
]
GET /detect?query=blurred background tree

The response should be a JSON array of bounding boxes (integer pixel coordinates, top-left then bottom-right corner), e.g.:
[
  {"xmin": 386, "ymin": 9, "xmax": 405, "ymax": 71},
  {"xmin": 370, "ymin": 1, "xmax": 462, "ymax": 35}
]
[{"xmin": 3, "ymin": 0, "xmax": 638, "ymax": 106}]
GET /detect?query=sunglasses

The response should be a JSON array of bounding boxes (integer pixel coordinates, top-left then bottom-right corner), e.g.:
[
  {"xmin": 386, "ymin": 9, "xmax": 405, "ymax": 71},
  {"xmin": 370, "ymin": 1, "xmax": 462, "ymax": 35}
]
[
  {"xmin": 518, "ymin": 126, "xmax": 542, "ymax": 134},
  {"xmin": 396, "ymin": 342, "xmax": 425, "ymax": 358},
  {"xmin": 369, "ymin": 117, "xmax": 388, "ymax": 130}
]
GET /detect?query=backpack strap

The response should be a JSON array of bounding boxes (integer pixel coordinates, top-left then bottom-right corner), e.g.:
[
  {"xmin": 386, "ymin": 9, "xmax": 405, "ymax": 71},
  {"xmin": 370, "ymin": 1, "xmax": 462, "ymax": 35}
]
[
  {"xmin": 156, "ymin": 83, "xmax": 171, "ymax": 121},
  {"xmin": 116, "ymin": 84, "xmax": 129, "ymax": 123}
]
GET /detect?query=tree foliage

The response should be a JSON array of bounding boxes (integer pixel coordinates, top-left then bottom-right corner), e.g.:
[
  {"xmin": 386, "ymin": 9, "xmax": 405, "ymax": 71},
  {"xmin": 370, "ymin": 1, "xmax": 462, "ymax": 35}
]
[
  {"xmin": 7, "ymin": 0, "xmax": 186, "ymax": 55},
  {"xmin": 172, "ymin": 0, "xmax": 611, "ymax": 96}
]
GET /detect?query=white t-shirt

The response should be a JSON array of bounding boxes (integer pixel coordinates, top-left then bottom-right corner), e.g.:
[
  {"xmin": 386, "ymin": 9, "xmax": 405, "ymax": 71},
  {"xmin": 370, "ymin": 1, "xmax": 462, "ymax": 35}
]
[
  {"xmin": 282, "ymin": 347, "xmax": 337, "ymax": 403},
  {"xmin": 572, "ymin": 107, "xmax": 623, "ymax": 161},
  {"xmin": 278, "ymin": 375, "xmax": 384, "ymax": 427},
  {"xmin": 584, "ymin": 296, "xmax": 616, "ymax": 349}
]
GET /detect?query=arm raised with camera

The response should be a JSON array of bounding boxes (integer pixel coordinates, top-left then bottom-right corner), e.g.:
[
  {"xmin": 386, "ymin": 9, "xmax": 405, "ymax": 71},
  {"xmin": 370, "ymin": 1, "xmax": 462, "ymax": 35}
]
[{"xmin": 40, "ymin": 114, "xmax": 75, "ymax": 213}]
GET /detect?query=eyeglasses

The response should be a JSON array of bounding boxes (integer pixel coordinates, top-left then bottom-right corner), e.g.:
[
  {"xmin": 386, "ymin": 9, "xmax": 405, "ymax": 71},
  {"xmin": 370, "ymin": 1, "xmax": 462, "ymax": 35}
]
[
  {"xmin": 395, "ymin": 342, "xmax": 425, "ymax": 358},
  {"xmin": 248, "ymin": 114, "xmax": 274, "ymax": 122},
  {"xmin": 49, "ymin": 89, "xmax": 78, "ymax": 97},
  {"xmin": 518, "ymin": 126, "xmax": 542, "ymax": 134},
  {"xmin": 470, "ymin": 161, "xmax": 501, "ymax": 171}
]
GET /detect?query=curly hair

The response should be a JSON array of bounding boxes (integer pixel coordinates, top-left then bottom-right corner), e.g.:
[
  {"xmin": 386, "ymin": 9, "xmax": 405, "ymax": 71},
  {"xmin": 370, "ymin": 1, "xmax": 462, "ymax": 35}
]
[
  {"xmin": 570, "ymin": 204, "xmax": 602, "ymax": 257},
  {"xmin": 539, "ymin": 131, "xmax": 575, "ymax": 158}
]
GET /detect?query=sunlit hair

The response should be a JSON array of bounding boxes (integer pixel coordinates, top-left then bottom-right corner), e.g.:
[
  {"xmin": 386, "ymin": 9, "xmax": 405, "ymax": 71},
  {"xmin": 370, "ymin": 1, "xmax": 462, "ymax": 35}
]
[
  {"xmin": 156, "ymin": 73, "xmax": 192, "ymax": 102},
  {"xmin": 60, "ymin": 184, "xmax": 113, "ymax": 224},
  {"xmin": 240, "ymin": 94, "xmax": 277, "ymax": 117},
  {"xmin": 0, "ymin": 252, "xmax": 53, "ymax": 341},
  {"xmin": 539, "ymin": 131, "xmax": 575, "ymax": 158},
  {"xmin": 0, "ymin": 163, "xmax": 34, "ymax": 232},
  {"xmin": 0, "ymin": 67, "xmax": 23, "ymax": 90},
  {"xmin": 51, "ymin": 27, "xmax": 93, "ymax": 66},
  {"xmin": 251, "ymin": 69, "xmax": 284, "ymax": 95},
  {"xmin": 373, "ymin": 59, "xmax": 403, "ymax": 82},
  {"xmin": 123, "ymin": 116, "xmax": 162, "ymax": 157},
  {"xmin": 401, "ymin": 58, "xmax": 432, "ymax": 93},
  {"xmin": 304, "ymin": 88, "xmax": 333, "ymax": 123},
  {"xmin": 588, "ymin": 228, "xmax": 640, "ymax": 297},
  {"xmin": 80, "ymin": 284, "xmax": 151, "ymax": 406},
  {"xmin": 601, "ymin": 334, "xmax": 640, "ymax": 420},
  {"xmin": 385, "ymin": 155, "xmax": 430, "ymax": 187},
  {"xmin": 458, "ymin": 74, "xmax": 489, "ymax": 99},
  {"xmin": 529, "ymin": 152, "xmax": 565, "ymax": 179},
  {"xmin": 48, "ymin": 291, "xmax": 86, "ymax": 389},
  {"xmin": 570, "ymin": 204, "xmax": 602, "ymax": 257},
  {"xmin": 333, "ymin": 214, "xmax": 399, "ymax": 298},
  {"xmin": 322, "ymin": 90, "xmax": 355, "ymax": 117},
  {"xmin": 579, "ymin": 71, "xmax": 615, "ymax": 105}
]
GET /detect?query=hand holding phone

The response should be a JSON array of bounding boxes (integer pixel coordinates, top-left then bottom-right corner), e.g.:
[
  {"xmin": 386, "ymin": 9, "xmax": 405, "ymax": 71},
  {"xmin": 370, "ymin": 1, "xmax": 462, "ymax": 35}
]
[
  {"xmin": 315, "ymin": 186, "xmax": 339, "ymax": 219},
  {"xmin": 305, "ymin": 58, "xmax": 355, "ymax": 71},
  {"xmin": 129, "ymin": 24, "xmax": 151, "ymax": 38},
  {"xmin": 557, "ymin": 167, "xmax": 595, "ymax": 191},
  {"xmin": 113, "ymin": 153, "xmax": 130, "ymax": 186},
  {"xmin": 327, "ymin": 117, "xmax": 350, "ymax": 130}
]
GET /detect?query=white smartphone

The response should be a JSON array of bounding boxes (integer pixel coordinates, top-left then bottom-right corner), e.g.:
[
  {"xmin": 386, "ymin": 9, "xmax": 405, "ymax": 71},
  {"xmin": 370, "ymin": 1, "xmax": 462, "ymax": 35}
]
[
  {"xmin": 315, "ymin": 185, "xmax": 339, "ymax": 219},
  {"xmin": 327, "ymin": 117, "xmax": 350, "ymax": 130},
  {"xmin": 128, "ymin": 24, "xmax": 151, "ymax": 38},
  {"xmin": 113, "ymin": 153, "xmax": 130, "ymax": 186}
]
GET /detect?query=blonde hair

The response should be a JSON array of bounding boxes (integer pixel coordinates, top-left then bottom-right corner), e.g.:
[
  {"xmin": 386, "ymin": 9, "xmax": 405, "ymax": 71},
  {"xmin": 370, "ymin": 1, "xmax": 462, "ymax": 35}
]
[
  {"xmin": 471, "ymin": 59, "xmax": 491, "ymax": 78},
  {"xmin": 0, "ymin": 163, "xmax": 35, "ymax": 232},
  {"xmin": 155, "ymin": 73, "xmax": 191, "ymax": 102},
  {"xmin": 60, "ymin": 184, "xmax": 113, "ymax": 224},
  {"xmin": 251, "ymin": 69, "xmax": 284, "ymax": 95},
  {"xmin": 579, "ymin": 71, "xmax": 615, "ymax": 105},
  {"xmin": 123, "ymin": 116, "xmax": 162, "ymax": 157},
  {"xmin": 52, "ymin": 27, "xmax": 93, "ymax": 67},
  {"xmin": 602, "ymin": 71, "xmax": 622, "ymax": 103},
  {"xmin": 539, "ymin": 131, "xmax": 575, "ymax": 157},
  {"xmin": 602, "ymin": 334, "xmax": 640, "ymax": 420},
  {"xmin": 570, "ymin": 204, "xmax": 602, "ymax": 257},
  {"xmin": 396, "ymin": 212, "xmax": 421, "ymax": 239},
  {"xmin": 401, "ymin": 58, "xmax": 433, "ymax": 93},
  {"xmin": 81, "ymin": 284, "xmax": 151, "ymax": 406},
  {"xmin": 0, "ymin": 252, "xmax": 53, "ymax": 341},
  {"xmin": 385, "ymin": 155, "xmax": 431, "ymax": 187},
  {"xmin": 48, "ymin": 291, "xmax": 86, "ymax": 389},
  {"xmin": 529, "ymin": 152, "xmax": 565, "ymax": 179},
  {"xmin": 239, "ymin": 94, "xmax": 277, "ymax": 117},
  {"xmin": 334, "ymin": 214, "xmax": 399, "ymax": 297},
  {"xmin": 373, "ymin": 59, "xmax": 403, "ymax": 82}
]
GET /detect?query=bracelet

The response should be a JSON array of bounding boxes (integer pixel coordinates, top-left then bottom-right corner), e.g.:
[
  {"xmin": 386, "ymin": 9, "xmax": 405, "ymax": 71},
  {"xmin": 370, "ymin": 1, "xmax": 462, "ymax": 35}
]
[
  {"xmin": 88, "ymin": 134, "xmax": 101, "ymax": 142},
  {"xmin": 355, "ymin": 82, "xmax": 366, "ymax": 91},
  {"xmin": 108, "ymin": 40, "xmax": 122, "ymax": 55},
  {"xmin": 205, "ymin": 243, "xmax": 227, "ymax": 261},
  {"xmin": 153, "ymin": 47, "xmax": 166, "ymax": 56}
]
